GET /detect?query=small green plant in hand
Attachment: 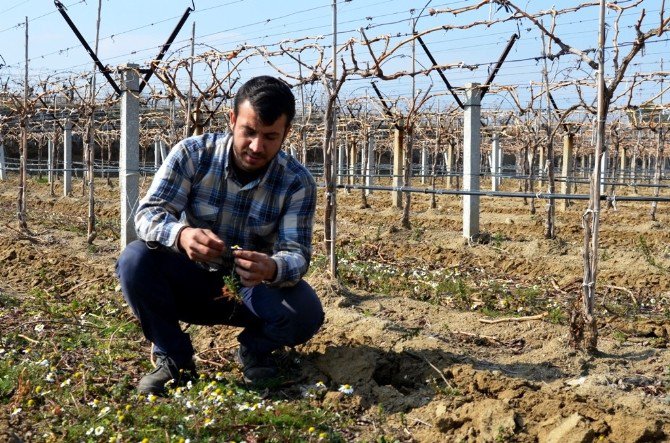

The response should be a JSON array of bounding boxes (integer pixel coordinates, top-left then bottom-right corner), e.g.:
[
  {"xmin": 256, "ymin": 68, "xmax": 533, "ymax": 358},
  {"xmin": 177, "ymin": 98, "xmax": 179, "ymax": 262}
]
[
  {"xmin": 222, "ymin": 272, "xmax": 241, "ymax": 298},
  {"xmin": 221, "ymin": 245, "xmax": 243, "ymax": 299}
]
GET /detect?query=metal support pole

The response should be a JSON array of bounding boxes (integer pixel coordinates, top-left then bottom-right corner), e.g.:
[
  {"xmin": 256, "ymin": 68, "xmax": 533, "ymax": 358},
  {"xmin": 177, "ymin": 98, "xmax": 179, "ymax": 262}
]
[
  {"xmin": 54, "ymin": 0, "xmax": 121, "ymax": 96},
  {"xmin": 337, "ymin": 141, "xmax": 345, "ymax": 186},
  {"xmin": 160, "ymin": 140, "xmax": 168, "ymax": 162},
  {"xmin": 600, "ymin": 149, "xmax": 608, "ymax": 195},
  {"xmin": 154, "ymin": 138, "xmax": 161, "ymax": 170},
  {"xmin": 63, "ymin": 120, "xmax": 72, "ymax": 196},
  {"xmin": 348, "ymin": 139, "xmax": 356, "ymax": 186},
  {"xmin": 463, "ymin": 83, "xmax": 481, "ymax": 240},
  {"xmin": 366, "ymin": 130, "xmax": 375, "ymax": 195},
  {"xmin": 119, "ymin": 64, "xmax": 140, "ymax": 250},
  {"xmin": 560, "ymin": 133, "xmax": 574, "ymax": 211},
  {"xmin": 491, "ymin": 133, "xmax": 501, "ymax": 191},
  {"xmin": 0, "ymin": 142, "xmax": 5, "ymax": 180}
]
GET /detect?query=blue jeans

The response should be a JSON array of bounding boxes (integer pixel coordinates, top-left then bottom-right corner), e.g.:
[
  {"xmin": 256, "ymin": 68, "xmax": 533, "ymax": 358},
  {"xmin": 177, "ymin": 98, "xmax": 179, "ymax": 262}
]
[{"xmin": 116, "ymin": 240, "xmax": 324, "ymax": 367}]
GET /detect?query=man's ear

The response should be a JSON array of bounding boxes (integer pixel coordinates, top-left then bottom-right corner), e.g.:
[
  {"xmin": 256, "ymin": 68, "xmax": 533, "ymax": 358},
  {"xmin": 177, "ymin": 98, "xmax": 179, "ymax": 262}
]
[{"xmin": 229, "ymin": 109, "xmax": 236, "ymax": 131}]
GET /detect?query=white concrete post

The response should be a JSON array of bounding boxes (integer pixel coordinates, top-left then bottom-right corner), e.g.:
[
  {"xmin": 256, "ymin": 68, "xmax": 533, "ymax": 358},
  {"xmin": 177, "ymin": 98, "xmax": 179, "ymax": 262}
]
[
  {"xmin": 120, "ymin": 64, "xmax": 140, "ymax": 250},
  {"xmin": 0, "ymin": 141, "xmax": 5, "ymax": 180},
  {"xmin": 63, "ymin": 120, "xmax": 73, "ymax": 196},
  {"xmin": 463, "ymin": 83, "xmax": 481, "ymax": 240},
  {"xmin": 538, "ymin": 144, "xmax": 545, "ymax": 182},
  {"xmin": 365, "ymin": 130, "xmax": 375, "ymax": 195},
  {"xmin": 600, "ymin": 148, "xmax": 609, "ymax": 194},
  {"xmin": 160, "ymin": 140, "xmax": 168, "ymax": 162},
  {"xmin": 560, "ymin": 134, "xmax": 574, "ymax": 211},
  {"xmin": 392, "ymin": 127, "xmax": 404, "ymax": 208},
  {"xmin": 490, "ymin": 133, "xmax": 501, "ymax": 191},
  {"xmin": 337, "ymin": 142, "xmax": 345, "ymax": 186},
  {"xmin": 153, "ymin": 138, "xmax": 161, "ymax": 170},
  {"xmin": 348, "ymin": 139, "xmax": 356, "ymax": 186}
]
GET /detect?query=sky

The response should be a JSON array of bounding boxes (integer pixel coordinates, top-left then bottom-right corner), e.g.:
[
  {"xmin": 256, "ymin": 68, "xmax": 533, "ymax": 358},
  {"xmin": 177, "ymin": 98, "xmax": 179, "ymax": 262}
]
[{"xmin": 0, "ymin": 0, "xmax": 668, "ymax": 115}]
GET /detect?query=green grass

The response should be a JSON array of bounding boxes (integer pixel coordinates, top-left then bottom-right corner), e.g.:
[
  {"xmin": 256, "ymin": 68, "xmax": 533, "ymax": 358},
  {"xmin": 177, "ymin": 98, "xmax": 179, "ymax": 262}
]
[
  {"xmin": 547, "ymin": 307, "xmax": 565, "ymax": 325},
  {"xmin": 329, "ymin": 245, "xmax": 556, "ymax": 318},
  {"xmin": 638, "ymin": 235, "xmax": 669, "ymax": 273},
  {"xmin": 612, "ymin": 330, "xmax": 628, "ymax": 344},
  {"xmin": 1, "ymin": 281, "xmax": 349, "ymax": 442},
  {"xmin": 491, "ymin": 232, "xmax": 506, "ymax": 248}
]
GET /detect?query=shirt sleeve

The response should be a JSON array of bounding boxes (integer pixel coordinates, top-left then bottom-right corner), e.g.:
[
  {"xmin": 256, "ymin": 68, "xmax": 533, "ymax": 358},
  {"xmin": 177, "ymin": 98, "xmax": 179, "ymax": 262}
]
[
  {"xmin": 134, "ymin": 141, "xmax": 197, "ymax": 248},
  {"xmin": 269, "ymin": 174, "xmax": 317, "ymax": 287}
]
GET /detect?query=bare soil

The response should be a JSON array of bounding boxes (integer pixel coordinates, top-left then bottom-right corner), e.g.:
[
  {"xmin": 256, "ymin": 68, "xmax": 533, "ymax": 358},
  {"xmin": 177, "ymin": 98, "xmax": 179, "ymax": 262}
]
[{"xmin": 2, "ymin": 175, "xmax": 670, "ymax": 442}]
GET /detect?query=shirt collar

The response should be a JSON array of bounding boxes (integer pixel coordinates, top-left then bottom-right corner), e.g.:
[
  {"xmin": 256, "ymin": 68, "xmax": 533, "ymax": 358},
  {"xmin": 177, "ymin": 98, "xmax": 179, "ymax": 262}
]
[{"xmin": 223, "ymin": 133, "xmax": 280, "ymax": 189}]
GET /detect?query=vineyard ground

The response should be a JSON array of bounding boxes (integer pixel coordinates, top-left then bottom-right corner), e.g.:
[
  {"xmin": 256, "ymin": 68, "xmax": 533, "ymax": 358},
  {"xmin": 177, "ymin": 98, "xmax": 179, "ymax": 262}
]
[{"xmin": 1, "ymin": 175, "xmax": 670, "ymax": 442}]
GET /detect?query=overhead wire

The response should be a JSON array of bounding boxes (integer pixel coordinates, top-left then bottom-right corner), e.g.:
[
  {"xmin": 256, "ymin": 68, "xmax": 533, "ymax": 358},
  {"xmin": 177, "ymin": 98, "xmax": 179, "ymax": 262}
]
[
  {"xmin": 0, "ymin": 0, "xmax": 86, "ymax": 34},
  {"xmin": 2, "ymin": 1, "xmax": 663, "ymax": 78},
  {"xmin": 0, "ymin": 0, "xmax": 666, "ymax": 113}
]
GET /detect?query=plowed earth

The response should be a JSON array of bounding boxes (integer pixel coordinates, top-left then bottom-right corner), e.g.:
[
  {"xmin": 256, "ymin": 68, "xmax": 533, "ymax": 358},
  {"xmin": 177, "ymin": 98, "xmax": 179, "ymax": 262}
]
[{"xmin": 2, "ymin": 175, "xmax": 670, "ymax": 442}]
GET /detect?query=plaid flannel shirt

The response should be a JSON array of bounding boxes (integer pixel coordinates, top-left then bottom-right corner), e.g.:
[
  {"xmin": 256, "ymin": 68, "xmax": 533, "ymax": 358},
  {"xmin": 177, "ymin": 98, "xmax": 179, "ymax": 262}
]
[{"xmin": 134, "ymin": 132, "xmax": 317, "ymax": 287}]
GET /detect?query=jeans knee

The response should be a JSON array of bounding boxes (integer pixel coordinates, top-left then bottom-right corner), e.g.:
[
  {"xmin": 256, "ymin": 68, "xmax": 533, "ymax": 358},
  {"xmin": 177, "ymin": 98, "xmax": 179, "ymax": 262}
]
[
  {"xmin": 280, "ymin": 310, "xmax": 324, "ymax": 347},
  {"xmin": 116, "ymin": 241, "xmax": 163, "ymax": 307},
  {"xmin": 117, "ymin": 241, "xmax": 144, "ymax": 278}
]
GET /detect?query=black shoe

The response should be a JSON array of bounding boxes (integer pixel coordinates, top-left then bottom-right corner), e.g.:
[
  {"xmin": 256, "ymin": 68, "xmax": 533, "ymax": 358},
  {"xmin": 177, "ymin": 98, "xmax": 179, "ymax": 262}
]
[
  {"xmin": 138, "ymin": 355, "xmax": 197, "ymax": 395},
  {"xmin": 235, "ymin": 345, "xmax": 278, "ymax": 384}
]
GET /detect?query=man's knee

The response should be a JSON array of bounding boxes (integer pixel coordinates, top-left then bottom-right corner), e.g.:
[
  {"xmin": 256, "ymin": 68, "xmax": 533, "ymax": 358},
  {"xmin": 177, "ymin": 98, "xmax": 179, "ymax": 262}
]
[
  {"xmin": 116, "ymin": 240, "xmax": 167, "ymax": 305},
  {"xmin": 117, "ymin": 240, "xmax": 147, "ymax": 277},
  {"xmin": 288, "ymin": 282, "xmax": 323, "ymax": 345},
  {"xmin": 296, "ymin": 311, "xmax": 324, "ymax": 346},
  {"xmin": 279, "ymin": 307, "xmax": 324, "ymax": 347}
]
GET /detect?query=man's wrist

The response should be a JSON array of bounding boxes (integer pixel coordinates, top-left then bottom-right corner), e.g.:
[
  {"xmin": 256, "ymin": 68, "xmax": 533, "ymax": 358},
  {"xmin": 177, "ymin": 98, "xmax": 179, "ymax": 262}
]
[
  {"xmin": 264, "ymin": 257, "xmax": 279, "ymax": 283},
  {"xmin": 174, "ymin": 226, "xmax": 188, "ymax": 252}
]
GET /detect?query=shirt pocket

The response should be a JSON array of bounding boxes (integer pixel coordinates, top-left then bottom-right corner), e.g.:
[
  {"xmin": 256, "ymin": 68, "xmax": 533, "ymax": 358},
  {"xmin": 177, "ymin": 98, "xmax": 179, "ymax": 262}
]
[
  {"xmin": 191, "ymin": 202, "xmax": 220, "ymax": 223},
  {"xmin": 247, "ymin": 217, "xmax": 276, "ymax": 237}
]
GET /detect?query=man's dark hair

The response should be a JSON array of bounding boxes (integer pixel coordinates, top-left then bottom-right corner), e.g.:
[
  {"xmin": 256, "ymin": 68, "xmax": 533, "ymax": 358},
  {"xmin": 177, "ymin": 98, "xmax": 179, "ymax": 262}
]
[{"xmin": 233, "ymin": 76, "xmax": 295, "ymax": 127}]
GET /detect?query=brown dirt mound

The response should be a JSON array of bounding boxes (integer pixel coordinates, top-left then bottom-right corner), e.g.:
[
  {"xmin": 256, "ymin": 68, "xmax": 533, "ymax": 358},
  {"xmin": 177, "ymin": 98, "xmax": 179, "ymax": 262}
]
[{"xmin": 2, "ymin": 177, "xmax": 670, "ymax": 442}]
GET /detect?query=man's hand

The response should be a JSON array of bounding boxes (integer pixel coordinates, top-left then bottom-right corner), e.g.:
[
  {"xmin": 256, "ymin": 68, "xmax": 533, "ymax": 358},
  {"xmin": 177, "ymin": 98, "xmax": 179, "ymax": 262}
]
[
  {"xmin": 233, "ymin": 249, "xmax": 277, "ymax": 287},
  {"xmin": 177, "ymin": 227, "xmax": 226, "ymax": 262}
]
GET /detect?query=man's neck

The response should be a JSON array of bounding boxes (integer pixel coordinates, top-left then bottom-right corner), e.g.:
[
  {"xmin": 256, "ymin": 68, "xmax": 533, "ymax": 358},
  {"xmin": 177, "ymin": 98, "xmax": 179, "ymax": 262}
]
[{"xmin": 229, "ymin": 152, "xmax": 269, "ymax": 186}]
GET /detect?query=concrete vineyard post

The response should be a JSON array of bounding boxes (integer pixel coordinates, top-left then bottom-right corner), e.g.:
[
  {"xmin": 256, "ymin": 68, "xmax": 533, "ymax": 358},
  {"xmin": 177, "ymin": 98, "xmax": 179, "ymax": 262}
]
[
  {"xmin": 0, "ymin": 141, "xmax": 5, "ymax": 181},
  {"xmin": 119, "ymin": 64, "xmax": 140, "ymax": 250},
  {"xmin": 491, "ymin": 133, "xmax": 501, "ymax": 192},
  {"xmin": 365, "ymin": 130, "xmax": 375, "ymax": 195},
  {"xmin": 421, "ymin": 145, "xmax": 428, "ymax": 185},
  {"xmin": 560, "ymin": 133, "xmax": 574, "ymax": 211},
  {"xmin": 463, "ymin": 83, "xmax": 481, "ymax": 240},
  {"xmin": 153, "ymin": 138, "xmax": 161, "ymax": 170},
  {"xmin": 348, "ymin": 138, "xmax": 356, "ymax": 186},
  {"xmin": 63, "ymin": 120, "xmax": 72, "ymax": 196},
  {"xmin": 0, "ymin": 143, "xmax": 5, "ymax": 181},
  {"xmin": 392, "ymin": 127, "xmax": 404, "ymax": 208},
  {"xmin": 337, "ymin": 142, "xmax": 345, "ymax": 186},
  {"xmin": 600, "ymin": 149, "xmax": 608, "ymax": 195}
]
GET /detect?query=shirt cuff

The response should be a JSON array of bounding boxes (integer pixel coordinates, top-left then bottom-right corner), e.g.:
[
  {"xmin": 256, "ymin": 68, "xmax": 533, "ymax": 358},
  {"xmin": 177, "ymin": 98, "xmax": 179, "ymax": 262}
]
[
  {"xmin": 169, "ymin": 224, "xmax": 187, "ymax": 253},
  {"xmin": 265, "ymin": 256, "xmax": 283, "ymax": 285}
]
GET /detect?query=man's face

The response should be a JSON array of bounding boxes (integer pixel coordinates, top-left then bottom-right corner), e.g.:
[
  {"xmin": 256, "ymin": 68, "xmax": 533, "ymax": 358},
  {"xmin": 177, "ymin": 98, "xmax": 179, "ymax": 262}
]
[{"xmin": 229, "ymin": 100, "xmax": 290, "ymax": 172}]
